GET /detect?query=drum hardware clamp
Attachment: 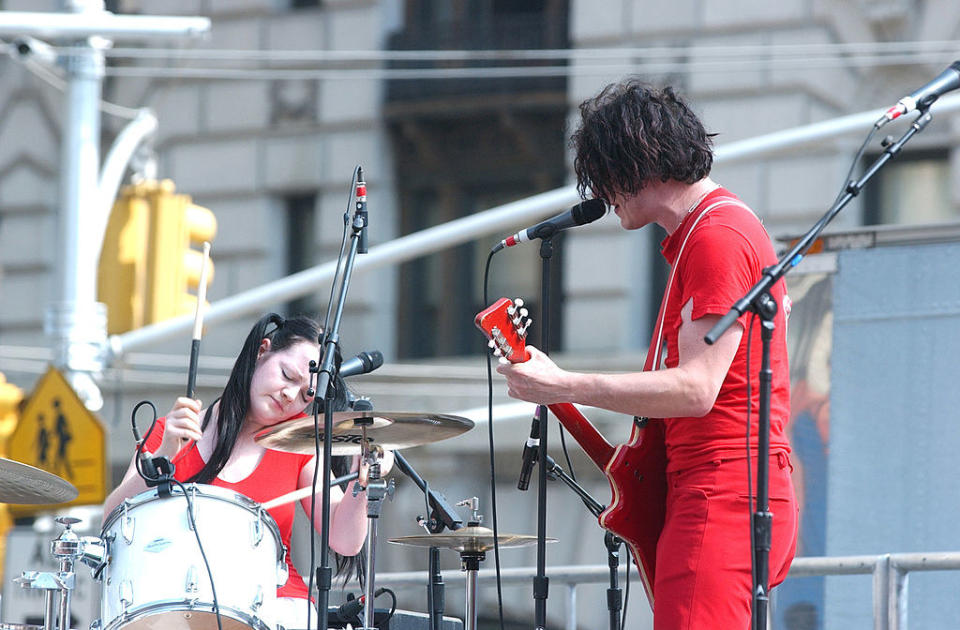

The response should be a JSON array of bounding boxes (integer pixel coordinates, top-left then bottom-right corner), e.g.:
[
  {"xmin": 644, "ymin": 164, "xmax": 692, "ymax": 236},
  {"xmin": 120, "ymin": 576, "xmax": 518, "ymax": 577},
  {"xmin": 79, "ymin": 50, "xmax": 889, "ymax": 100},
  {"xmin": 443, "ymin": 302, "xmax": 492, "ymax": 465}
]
[{"xmin": 15, "ymin": 517, "xmax": 107, "ymax": 630}]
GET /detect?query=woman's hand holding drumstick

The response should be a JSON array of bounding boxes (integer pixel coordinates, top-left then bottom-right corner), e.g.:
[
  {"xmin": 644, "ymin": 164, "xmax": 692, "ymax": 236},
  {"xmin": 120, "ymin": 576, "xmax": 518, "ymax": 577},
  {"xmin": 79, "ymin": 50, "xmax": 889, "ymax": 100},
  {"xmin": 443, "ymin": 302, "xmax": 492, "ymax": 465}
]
[{"xmin": 180, "ymin": 241, "xmax": 211, "ymax": 450}]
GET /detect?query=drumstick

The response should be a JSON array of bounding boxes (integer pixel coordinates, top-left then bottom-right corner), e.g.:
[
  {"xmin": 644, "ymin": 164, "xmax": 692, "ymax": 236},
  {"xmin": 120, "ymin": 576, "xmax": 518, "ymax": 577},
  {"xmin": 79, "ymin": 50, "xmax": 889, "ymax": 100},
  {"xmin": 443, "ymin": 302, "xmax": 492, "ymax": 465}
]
[
  {"xmin": 260, "ymin": 472, "xmax": 359, "ymax": 510},
  {"xmin": 182, "ymin": 241, "xmax": 211, "ymax": 447}
]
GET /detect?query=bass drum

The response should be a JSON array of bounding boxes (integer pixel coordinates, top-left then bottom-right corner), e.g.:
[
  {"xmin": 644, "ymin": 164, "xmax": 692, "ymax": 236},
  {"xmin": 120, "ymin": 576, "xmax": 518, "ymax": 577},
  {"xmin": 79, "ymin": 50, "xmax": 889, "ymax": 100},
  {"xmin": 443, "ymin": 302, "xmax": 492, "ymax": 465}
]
[{"xmin": 98, "ymin": 484, "xmax": 287, "ymax": 630}]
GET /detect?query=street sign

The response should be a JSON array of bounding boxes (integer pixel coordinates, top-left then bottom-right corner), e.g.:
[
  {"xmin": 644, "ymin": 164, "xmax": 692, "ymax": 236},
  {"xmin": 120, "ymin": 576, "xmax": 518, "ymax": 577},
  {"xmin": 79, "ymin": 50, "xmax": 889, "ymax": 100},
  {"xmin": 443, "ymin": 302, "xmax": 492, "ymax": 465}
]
[{"xmin": 5, "ymin": 367, "xmax": 106, "ymax": 514}]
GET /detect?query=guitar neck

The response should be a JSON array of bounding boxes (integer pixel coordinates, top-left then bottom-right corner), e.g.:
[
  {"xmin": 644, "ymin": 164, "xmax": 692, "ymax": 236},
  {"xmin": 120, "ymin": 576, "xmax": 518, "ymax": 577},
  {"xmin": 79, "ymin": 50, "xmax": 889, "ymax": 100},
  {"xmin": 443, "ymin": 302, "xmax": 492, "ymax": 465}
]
[{"xmin": 547, "ymin": 402, "xmax": 615, "ymax": 471}]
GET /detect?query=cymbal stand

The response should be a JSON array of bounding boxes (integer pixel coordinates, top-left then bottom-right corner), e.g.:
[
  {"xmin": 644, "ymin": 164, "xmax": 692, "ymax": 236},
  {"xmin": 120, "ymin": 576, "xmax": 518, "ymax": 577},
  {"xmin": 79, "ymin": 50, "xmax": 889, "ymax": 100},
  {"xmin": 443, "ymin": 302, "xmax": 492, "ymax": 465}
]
[
  {"xmin": 541, "ymin": 454, "xmax": 623, "ymax": 630},
  {"xmin": 357, "ymin": 435, "xmax": 394, "ymax": 630},
  {"xmin": 393, "ymin": 451, "xmax": 464, "ymax": 630},
  {"xmin": 456, "ymin": 498, "xmax": 485, "ymax": 630},
  {"xmin": 15, "ymin": 517, "xmax": 106, "ymax": 630}
]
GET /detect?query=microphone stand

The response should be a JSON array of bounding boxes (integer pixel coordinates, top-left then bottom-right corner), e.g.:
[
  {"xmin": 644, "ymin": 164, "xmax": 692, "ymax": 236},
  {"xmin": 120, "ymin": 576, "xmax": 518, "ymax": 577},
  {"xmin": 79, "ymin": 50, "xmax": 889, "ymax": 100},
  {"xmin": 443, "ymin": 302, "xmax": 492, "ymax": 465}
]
[
  {"xmin": 533, "ymin": 235, "xmax": 555, "ymax": 630},
  {"xmin": 704, "ymin": 110, "xmax": 934, "ymax": 630},
  {"xmin": 393, "ymin": 452, "xmax": 465, "ymax": 630},
  {"xmin": 312, "ymin": 170, "xmax": 369, "ymax": 630},
  {"xmin": 539, "ymin": 454, "xmax": 623, "ymax": 630}
]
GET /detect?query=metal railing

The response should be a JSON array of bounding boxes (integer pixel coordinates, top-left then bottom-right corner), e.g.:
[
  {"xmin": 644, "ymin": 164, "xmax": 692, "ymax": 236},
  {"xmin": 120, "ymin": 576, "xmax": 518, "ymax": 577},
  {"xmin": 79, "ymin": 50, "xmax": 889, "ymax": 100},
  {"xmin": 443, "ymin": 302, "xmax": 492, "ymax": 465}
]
[
  {"xmin": 108, "ymin": 93, "xmax": 960, "ymax": 359},
  {"xmin": 374, "ymin": 551, "xmax": 960, "ymax": 630}
]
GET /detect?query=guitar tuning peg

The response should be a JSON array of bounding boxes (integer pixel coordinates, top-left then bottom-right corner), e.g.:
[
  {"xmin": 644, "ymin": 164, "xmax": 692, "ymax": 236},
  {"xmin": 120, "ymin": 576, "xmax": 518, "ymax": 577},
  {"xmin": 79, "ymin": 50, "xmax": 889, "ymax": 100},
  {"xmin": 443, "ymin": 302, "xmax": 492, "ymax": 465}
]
[
  {"xmin": 514, "ymin": 298, "xmax": 525, "ymax": 308},
  {"xmin": 498, "ymin": 356, "xmax": 511, "ymax": 365},
  {"xmin": 493, "ymin": 348, "xmax": 503, "ymax": 357},
  {"xmin": 519, "ymin": 308, "xmax": 529, "ymax": 318},
  {"xmin": 487, "ymin": 339, "xmax": 496, "ymax": 349},
  {"xmin": 506, "ymin": 305, "xmax": 516, "ymax": 316}
]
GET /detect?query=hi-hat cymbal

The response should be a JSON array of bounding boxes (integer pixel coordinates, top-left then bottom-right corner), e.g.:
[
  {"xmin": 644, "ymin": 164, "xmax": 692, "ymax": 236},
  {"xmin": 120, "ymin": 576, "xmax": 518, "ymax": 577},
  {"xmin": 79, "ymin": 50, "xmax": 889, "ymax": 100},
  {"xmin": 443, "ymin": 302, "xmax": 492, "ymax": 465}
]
[
  {"xmin": 0, "ymin": 458, "xmax": 78, "ymax": 504},
  {"xmin": 254, "ymin": 410, "xmax": 474, "ymax": 455},
  {"xmin": 388, "ymin": 526, "xmax": 556, "ymax": 554}
]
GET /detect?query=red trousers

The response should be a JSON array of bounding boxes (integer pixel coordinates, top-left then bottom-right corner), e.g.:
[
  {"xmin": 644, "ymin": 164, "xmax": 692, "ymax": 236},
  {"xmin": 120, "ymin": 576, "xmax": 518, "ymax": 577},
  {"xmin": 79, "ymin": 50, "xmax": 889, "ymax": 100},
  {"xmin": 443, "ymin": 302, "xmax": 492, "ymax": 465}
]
[{"xmin": 653, "ymin": 453, "xmax": 798, "ymax": 630}]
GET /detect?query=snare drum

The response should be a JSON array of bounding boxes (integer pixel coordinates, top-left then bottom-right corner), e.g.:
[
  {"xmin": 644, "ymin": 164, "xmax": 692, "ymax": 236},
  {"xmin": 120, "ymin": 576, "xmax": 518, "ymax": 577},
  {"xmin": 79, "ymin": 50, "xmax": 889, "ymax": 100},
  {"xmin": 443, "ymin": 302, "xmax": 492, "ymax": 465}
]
[{"xmin": 98, "ymin": 484, "xmax": 287, "ymax": 630}]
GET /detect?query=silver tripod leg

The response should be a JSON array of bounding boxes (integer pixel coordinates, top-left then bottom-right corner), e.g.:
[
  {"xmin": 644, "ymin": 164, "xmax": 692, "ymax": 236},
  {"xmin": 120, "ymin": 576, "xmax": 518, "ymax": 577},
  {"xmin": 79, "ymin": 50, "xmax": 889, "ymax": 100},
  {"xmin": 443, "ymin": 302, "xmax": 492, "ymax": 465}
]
[
  {"xmin": 459, "ymin": 552, "xmax": 484, "ymax": 630},
  {"xmin": 357, "ymin": 449, "xmax": 394, "ymax": 630}
]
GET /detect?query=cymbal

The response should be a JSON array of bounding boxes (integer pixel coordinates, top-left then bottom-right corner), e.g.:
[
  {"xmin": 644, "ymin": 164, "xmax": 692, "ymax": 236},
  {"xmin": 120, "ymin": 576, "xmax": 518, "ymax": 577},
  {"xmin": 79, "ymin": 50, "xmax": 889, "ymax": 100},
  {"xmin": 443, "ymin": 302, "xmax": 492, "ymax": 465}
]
[
  {"xmin": 388, "ymin": 526, "xmax": 556, "ymax": 554},
  {"xmin": 254, "ymin": 410, "xmax": 474, "ymax": 455},
  {"xmin": 0, "ymin": 458, "xmax": 78, "ymax": 504}
]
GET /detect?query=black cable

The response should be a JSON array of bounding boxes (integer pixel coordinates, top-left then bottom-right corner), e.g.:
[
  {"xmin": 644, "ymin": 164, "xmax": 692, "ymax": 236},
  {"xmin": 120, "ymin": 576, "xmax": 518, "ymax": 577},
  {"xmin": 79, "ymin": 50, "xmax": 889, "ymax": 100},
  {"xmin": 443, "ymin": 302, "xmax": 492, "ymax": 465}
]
[
  {"xmin": 482, "ymin": 248, "xmax": 507, "ymax": 630},
  {"xmin": 745, "ymin": 311, "xmax": 757, "ymax": 597},
  {"xmin": 173, "ymin": 479, "xmax": 224, "ymax": 630},
  {"xmin": 833, "ymin": 125, "xmax": 879, "ymax": 208},
  {"xmin": 620, "ymin": 548, "xmax": 631, "ymax": 630},
  {"xmin": 380, "ymin": 587, "xmax": 398, "ymax": 622},
  {"xmin": 322, "ymin": 165, "xmax": 360, "ymax": 339}
]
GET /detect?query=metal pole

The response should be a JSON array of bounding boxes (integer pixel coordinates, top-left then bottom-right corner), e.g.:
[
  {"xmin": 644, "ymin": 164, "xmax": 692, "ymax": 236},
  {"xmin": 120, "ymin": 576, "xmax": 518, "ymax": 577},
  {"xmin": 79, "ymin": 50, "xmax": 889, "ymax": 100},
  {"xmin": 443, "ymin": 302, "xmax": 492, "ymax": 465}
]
[{"xmin": 46, "ymin": 0, "xmax": 109, "ymax": 411}]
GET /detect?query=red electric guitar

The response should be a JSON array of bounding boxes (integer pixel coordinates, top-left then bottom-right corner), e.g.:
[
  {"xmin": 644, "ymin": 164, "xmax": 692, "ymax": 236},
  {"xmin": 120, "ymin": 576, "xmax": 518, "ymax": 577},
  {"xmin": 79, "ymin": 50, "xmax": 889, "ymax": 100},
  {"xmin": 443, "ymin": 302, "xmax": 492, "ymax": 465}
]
[{"xmin": 475, "ymin": 297, "xmax": 666, "ymax": 610}]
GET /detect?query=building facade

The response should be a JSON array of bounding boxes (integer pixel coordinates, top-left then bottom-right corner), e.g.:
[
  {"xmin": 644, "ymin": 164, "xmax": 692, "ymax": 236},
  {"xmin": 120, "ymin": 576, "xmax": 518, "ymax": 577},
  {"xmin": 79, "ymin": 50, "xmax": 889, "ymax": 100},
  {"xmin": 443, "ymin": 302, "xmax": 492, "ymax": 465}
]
[{"xmin": 1, "ymin": 1, "xmax": 959, "ymax": 628}]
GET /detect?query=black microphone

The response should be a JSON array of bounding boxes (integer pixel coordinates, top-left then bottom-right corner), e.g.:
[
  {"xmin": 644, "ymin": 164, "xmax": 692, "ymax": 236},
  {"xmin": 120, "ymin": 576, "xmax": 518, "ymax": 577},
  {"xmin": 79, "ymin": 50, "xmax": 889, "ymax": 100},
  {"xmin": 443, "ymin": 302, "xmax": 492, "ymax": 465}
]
[
  {"xmin": 331, "ymin": 594, "xmax": 364, "ymax": 624},
  {"xmin": 493, "ymin": 198, "xmax": 607, "ymax": 252},
  {"xmin": 355, "ymin": 167, "xmax": 368, "ymax": 254},
  {"xmin": 517, "ymin": 412, "xmax": 541, "ymax": 491},
  {"xmin": 339, "ymin": 349, "xmax": 383, "ymax": 378},
  {"xmin": 880, "ymin": 60, "xmax": 960, "ymax": 125}
]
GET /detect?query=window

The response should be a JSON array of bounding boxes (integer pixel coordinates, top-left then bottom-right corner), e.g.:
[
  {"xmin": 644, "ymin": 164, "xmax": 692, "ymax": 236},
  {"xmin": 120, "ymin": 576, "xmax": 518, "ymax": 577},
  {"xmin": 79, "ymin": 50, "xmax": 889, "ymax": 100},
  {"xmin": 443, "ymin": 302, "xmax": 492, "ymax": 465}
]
[
  {"xmin": 284, "ymin": 193, "xmax": 318, "ymax": 316},
  {"xmin": 862, "ymin": 150, "xmax": 953, "ymax": 225}
]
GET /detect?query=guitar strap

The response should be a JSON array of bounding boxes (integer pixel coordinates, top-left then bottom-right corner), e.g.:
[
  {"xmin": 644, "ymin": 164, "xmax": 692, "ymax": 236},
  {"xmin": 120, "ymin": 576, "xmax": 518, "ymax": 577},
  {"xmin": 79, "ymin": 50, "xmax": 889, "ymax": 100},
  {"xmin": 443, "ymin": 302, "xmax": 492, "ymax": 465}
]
[{"xmin": 635, "ymin": 195, "xmax": 753, "ymax": 426}]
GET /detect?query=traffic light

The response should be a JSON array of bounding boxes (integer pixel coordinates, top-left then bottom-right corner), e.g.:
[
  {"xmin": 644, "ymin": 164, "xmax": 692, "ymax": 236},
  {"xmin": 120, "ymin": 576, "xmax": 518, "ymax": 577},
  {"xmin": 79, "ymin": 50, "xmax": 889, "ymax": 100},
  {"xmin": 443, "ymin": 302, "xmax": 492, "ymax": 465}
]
[
  {"xmin": 0, "ymin": 372, "xmax": 22, "ymax": 435},
  {"xmin": 97, "ymin": 180, "xmax": 216, "ymax": 333},
  {"xmin": 98, "ymin": 184, "xmax": 150, "ymax": 334},
  {"xmin": 143, "ymin": 180, "xmax": 217, "ymax": 325}
]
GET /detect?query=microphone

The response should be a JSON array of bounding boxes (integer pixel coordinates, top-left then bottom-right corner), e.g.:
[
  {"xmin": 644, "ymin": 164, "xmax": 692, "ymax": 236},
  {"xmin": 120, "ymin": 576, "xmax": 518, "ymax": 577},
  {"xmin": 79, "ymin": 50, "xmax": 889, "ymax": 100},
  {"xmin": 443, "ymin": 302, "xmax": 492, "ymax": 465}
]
[
  {"xmin": 880, "ymin": 60, "xmax": 960, "ymax": 125},
  {"xmin": 331, "ymin": 594, "xmax": 364, "ymax": 624},
  {"xmin": 340, "ymin": 349, "xmax": 383, "ymax": 378},
  {"xmin": 493, "ymin": 198, "xmax": 607, "ymax": 252},
  {"xmin": 355, "ymin": 167, "xmax": 368, "ymax": 254},
  {"xmin": 516, "ymin": 412, "xmax": 541, "ymax": 491}
]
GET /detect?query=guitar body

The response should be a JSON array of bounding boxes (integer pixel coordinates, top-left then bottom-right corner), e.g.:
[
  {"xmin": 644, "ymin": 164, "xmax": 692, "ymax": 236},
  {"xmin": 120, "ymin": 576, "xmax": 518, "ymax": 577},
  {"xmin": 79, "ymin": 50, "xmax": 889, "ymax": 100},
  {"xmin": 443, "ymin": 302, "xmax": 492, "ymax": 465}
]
[
  {"xmin": 599, "ymin": 418, "xmax": 667, "ymax": 609},
  {"xmin": 475, "ymin": 298, "xmax": 667, "ymax": 610},
  {"xmin": 548, "ymin": 402, "xmax": 666, "ymax": 610}
]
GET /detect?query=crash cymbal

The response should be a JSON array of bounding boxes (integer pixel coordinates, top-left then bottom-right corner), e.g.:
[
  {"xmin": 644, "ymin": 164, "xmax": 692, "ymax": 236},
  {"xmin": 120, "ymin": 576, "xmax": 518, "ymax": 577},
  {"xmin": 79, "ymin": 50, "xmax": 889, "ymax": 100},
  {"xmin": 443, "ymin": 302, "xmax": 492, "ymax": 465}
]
[
  {"xmin": 0, "ymin": 458, "xmax": 78, "ymax": 504},
  {"xmin": 254, "ymin": 410, "xmax": 474, "ymax": 455},
  {"xmin": 388, "ymin": 526, "xmax": 556, "ymax": 554}
]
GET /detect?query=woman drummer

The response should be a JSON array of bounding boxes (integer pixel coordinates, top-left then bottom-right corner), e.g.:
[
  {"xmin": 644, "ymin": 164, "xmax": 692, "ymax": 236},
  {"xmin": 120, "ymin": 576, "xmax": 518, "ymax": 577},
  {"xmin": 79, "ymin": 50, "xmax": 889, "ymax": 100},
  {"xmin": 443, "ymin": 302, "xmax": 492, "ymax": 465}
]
[{"xmin": 103, "ymin": 313, "xmax": 385, "ymax": 628}]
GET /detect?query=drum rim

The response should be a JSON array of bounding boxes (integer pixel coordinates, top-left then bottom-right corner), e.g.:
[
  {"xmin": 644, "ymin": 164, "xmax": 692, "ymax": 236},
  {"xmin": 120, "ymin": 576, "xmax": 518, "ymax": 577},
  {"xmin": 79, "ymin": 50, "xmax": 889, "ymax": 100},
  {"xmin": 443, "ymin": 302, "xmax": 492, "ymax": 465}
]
[
  {"xmin": 101, "ymin": 483, "xmax": 282, "ymax": 547},
  {"xmin": 98, "ymin": 598, "xmax": 273, "ymax": 630}
]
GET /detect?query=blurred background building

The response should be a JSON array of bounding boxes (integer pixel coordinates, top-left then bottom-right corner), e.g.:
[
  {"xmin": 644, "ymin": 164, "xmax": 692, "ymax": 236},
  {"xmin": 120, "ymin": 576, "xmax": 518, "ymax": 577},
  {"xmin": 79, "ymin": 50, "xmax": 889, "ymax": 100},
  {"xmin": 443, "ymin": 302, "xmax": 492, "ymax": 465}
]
[{"xmin": 1, "ymin": 1, "xmax": 959, "ymax": 629}]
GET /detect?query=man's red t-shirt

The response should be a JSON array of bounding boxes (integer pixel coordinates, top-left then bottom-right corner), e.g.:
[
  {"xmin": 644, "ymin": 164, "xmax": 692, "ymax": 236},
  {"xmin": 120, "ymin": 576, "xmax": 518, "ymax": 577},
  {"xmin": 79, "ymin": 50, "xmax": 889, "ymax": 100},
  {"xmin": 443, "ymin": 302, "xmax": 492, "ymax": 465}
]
[{"xmin": 656, "ymin": 187, "xmax": 791, "ymax": 472}]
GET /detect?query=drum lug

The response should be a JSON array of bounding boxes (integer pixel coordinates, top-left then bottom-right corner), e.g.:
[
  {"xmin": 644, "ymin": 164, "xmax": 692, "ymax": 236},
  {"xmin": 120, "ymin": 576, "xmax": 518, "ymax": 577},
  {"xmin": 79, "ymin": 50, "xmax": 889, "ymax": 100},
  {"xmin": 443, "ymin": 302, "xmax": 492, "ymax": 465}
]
[
  {"xmin": 252, "ymin": 514, "xmax": 264, "ymax": 547},
  {"xmin": 186, "ymin": 565, "xmax": 199, "ymax": 594},
  {"xmin": 121, "ymin": 501, "xmax": 134, "ymax": 544},
  {"xmin": 252, "ymin": 584, "xmax": 264, "ymax": 612},
  {"xmin": 187, "ymin": 486, "xmax": 199, "ymax": 530},
  {"xmin": 120, "ymin": 579, "xmax": 133, "ymax": 611},
  {"xmin": 277, "ymin": 547, "xmax": 289, "ymax": 587}
]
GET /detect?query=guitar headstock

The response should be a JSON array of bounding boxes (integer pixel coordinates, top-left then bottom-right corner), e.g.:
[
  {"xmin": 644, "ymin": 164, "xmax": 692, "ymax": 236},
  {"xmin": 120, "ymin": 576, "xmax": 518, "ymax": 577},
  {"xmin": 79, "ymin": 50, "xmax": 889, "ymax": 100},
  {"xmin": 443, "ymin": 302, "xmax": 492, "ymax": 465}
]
[{"xmin": 474, "ymin": 297, "xmax": 532, "ymax": 363}]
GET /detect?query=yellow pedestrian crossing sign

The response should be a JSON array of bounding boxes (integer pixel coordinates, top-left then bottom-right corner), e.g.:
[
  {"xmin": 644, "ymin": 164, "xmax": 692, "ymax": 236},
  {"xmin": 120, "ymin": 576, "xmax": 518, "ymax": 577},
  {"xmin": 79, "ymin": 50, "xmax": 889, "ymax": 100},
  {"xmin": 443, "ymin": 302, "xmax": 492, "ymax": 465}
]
[{"xmin": 5, "ymin": 367, "xmax": 106, "ymax": 514}]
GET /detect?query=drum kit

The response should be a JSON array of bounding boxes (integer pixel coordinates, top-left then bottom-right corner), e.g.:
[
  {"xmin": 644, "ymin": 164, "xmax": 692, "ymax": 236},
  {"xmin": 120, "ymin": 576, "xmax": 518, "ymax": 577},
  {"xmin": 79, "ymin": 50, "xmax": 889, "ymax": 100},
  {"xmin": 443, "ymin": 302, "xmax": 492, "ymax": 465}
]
[{"xmin": 0, "ymin": 410, "xmax": 546, "ymax": 630}]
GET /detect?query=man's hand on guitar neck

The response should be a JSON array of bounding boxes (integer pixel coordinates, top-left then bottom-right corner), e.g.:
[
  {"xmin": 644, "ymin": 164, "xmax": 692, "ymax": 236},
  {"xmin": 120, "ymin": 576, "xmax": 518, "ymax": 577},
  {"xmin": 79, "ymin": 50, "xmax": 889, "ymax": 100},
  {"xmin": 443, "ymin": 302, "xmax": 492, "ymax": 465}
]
[{"xmin": 496, "ymin": 345, "xmax": 576, "ymax": 405}]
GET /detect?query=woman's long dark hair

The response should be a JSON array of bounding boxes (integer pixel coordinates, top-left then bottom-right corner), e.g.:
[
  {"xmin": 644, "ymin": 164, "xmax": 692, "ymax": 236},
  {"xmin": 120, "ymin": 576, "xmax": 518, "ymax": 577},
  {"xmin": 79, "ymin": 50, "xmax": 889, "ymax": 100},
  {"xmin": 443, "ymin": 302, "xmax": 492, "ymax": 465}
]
[{"xmin": 188, "ymin": 312, "xmax": 360, "ymax": 580}]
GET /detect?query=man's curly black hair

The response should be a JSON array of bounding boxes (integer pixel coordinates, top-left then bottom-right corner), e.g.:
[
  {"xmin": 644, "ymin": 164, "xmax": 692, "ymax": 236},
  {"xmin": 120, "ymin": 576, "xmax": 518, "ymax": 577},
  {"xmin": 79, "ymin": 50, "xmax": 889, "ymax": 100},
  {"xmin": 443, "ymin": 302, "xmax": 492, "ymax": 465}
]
[{"xmin": 572, "ymin": 79, "xmax": 716, "ymax": 202}]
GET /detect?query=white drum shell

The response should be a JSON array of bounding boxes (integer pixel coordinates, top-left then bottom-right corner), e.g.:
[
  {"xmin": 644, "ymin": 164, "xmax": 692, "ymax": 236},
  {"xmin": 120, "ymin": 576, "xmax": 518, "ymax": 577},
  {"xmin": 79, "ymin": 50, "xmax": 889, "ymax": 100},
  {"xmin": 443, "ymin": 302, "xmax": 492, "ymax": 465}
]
[{"xmin": 99, "ymin": 484, "xmax": 286, "ymax": 630}]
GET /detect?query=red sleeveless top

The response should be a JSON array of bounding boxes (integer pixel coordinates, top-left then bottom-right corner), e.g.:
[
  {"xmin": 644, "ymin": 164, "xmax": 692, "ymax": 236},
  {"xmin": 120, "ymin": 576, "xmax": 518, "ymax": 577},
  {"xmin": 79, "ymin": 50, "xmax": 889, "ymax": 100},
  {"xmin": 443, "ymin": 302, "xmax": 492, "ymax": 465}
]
[{"xmin": 143, "ymin": 418, "xmax": 314, "ymax": 599}]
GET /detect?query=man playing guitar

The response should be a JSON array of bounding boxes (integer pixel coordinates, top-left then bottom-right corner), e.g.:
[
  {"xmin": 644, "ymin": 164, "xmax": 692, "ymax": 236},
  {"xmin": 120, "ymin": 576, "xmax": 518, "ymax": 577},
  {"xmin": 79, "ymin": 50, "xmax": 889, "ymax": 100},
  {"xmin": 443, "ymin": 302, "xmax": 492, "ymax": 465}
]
[{"xmin": 496, "ymin": 79, "xmax": 799, "ymax": 629}]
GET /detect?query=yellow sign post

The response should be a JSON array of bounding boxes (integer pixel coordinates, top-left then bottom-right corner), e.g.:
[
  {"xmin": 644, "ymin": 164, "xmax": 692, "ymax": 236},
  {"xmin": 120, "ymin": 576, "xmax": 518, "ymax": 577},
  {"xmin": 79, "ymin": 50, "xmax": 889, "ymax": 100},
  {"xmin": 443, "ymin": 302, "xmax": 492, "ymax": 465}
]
[{"xmin": 6, "ymin": 367, "xmax": 106, "ymax": 516}]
